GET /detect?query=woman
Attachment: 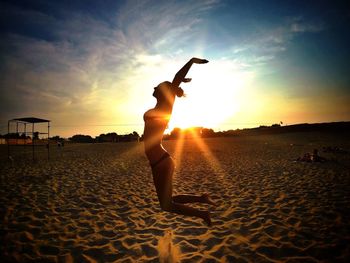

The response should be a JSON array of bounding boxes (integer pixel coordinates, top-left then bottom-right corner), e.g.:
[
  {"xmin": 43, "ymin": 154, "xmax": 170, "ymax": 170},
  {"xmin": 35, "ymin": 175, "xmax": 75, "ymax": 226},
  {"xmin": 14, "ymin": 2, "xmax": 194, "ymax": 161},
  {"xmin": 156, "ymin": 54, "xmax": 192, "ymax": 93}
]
[{"xmin": 143, "ymin": 57, "xmax": 215, "ymax": 226}]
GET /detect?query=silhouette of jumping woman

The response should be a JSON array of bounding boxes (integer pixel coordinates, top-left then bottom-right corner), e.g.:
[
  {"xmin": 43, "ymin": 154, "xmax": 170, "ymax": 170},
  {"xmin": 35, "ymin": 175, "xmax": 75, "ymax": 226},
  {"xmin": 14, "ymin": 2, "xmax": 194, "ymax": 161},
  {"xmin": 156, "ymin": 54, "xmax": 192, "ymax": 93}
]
[{"xmin": 143, "ymin": 57, "xmax": 215, "ymax": 226}]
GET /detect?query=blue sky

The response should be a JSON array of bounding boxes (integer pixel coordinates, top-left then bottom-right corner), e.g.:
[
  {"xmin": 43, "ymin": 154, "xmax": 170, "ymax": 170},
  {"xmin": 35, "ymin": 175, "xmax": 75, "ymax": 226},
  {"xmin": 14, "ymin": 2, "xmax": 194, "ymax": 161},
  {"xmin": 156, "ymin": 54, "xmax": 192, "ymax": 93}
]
[{"xmin": 0, "ymin": 0, "xmax": 349, "ymax": 137}]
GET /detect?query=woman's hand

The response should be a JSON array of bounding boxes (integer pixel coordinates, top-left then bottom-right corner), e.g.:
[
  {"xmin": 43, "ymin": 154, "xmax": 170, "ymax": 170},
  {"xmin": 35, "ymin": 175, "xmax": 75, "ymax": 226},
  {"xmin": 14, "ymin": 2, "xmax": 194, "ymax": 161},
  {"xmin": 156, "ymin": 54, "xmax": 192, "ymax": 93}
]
[
  {"xmin": 191, "ymin": 57, "xmax": 209, "ymax": 64},
  {"xmin": 172, "ymin": 58, "xmax": 209, "ymax": 88},
  {"xmin": 183, "ymin": 78, "xmax": 192, "ymax": 83}
]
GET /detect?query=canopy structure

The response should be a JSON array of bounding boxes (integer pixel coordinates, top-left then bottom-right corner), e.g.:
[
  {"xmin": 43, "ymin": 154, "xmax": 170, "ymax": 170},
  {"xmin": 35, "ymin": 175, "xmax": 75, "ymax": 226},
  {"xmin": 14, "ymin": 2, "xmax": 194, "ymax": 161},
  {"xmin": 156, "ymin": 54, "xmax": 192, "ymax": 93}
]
[
  {"xmin": 8, "ymin": 117, "xmax": 51, "ymax": 161},
  {"xmin": 12, "ymin": 117, "xmax": 50, "ymax": 123}
]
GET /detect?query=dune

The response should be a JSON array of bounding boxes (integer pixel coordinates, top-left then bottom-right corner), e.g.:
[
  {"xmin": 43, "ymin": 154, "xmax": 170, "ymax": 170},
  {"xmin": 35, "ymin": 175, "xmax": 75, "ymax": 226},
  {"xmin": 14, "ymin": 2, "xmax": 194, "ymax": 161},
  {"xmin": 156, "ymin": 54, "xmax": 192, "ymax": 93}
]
[{"xmin": 1, "ymin": 132, "xmax": 349, "ymax": 262}]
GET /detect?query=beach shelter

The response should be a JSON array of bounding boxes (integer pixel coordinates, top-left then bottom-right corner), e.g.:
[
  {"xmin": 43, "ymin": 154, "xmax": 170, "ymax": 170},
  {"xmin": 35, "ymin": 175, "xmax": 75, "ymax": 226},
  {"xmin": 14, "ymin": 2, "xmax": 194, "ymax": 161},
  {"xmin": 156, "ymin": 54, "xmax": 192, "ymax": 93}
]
[{"xmin": 7, "ymin": 117, "xmax": 50, "ymax": 161}]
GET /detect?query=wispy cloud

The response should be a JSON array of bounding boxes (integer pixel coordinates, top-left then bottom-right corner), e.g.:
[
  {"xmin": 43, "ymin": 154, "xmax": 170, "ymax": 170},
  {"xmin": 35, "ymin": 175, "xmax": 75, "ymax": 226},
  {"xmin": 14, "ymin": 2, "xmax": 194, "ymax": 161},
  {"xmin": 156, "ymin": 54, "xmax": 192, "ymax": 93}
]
[
  {"xmin": 226, "ymin": 16, "xmax": 325, "ymax": 68},
  {"xmin": 1, "ymin": 1, "xmax": 346, "ymax": 135},
  {"xmin": 0, "ymin": 0, "xmax": 221, "ymax": 135},
  {"xmin": 289, "ymin": 16, "xmax": 325, "ymax": 33}
]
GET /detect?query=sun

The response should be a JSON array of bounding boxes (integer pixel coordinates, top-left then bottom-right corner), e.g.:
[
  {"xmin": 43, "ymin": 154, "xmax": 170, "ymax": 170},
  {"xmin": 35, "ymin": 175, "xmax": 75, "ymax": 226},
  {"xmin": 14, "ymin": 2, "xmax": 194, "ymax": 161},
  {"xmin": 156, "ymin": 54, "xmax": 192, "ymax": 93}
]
[{"xmin": 167, "ymin": 61, "xmax": 253, "ymax": 131}]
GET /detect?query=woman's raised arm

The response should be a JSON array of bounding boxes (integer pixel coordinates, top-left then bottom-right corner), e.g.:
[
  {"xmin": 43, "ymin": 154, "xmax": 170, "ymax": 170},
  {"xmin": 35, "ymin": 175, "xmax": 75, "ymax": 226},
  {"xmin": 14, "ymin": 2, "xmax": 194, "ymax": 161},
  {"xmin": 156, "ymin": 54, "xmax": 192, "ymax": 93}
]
[{"xmin": 171, "ymin": 57, "xmax": 208, "ymax": 89}]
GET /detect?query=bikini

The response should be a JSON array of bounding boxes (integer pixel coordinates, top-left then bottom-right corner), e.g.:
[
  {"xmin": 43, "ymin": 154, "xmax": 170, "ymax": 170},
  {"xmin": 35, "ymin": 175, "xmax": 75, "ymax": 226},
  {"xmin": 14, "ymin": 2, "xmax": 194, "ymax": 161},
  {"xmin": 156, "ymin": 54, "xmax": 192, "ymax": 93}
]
[
  {"xmin": 150, "ymin": 152, "xmax": 171, "ymax": 169},
  {"xmin": 144, "ymin": 112, "xmax": 171, "ymax": 169}
]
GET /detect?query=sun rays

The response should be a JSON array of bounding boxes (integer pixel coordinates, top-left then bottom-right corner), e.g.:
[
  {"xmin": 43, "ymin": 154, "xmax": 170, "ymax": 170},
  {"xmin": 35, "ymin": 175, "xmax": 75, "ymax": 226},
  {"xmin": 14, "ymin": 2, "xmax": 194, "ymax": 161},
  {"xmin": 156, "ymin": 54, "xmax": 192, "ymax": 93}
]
[
  {"xmin": 172, "ymin": 131, "xmax": 186, "ymax": 170},
  {"xmin": 188, "ymin": 129, "xmax": 227, "ymax": 177},
  {"xmin": 137, "ymin": 126, "xmax": 228, "ymax": 179},
  {"xmin": 121, "ymin": 124, "xmax": 230, "ymax": 189},
  {"xmin": 171, "ymin": 128, "xmax": 229, "ymax": 186}
]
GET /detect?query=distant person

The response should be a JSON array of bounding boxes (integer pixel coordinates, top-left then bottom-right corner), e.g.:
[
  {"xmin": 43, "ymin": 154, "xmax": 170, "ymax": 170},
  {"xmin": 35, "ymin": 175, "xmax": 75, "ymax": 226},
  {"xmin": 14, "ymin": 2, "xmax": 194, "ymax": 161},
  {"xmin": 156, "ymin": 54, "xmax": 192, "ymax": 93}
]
[
  {"xmin": 311, "ymin": 149, "xmax": 326, "ymax": 162},
  {"xmin": 297, "ymin": 149, "xmax": 326, "ymax": 162},
  {"xmin": 143, "ymin": 58, "xmax": 215, "ymax": 226}
]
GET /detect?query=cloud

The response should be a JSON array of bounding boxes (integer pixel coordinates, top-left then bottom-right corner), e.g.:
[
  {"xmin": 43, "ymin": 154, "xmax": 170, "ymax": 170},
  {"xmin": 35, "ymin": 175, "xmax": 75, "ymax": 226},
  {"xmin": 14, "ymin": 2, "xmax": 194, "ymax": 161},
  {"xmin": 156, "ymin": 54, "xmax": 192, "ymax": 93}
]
[
  {"xmin": 116, "ymin": 0, "xmax": 220, "ymax": 53},
  {"xmin": 225, "ymin": 16, "xmax": 325, "ymax": 68},
  {"xmin": 2, "ymin": 1, "xmax": 341, "ymax": 136},
  {"xmin": 0, "ymin": 0, "xmax": 222, "ymax": 135},
  {"xmin": 289, "ymin": 16, "xmax": 325, "ymax": 33}
]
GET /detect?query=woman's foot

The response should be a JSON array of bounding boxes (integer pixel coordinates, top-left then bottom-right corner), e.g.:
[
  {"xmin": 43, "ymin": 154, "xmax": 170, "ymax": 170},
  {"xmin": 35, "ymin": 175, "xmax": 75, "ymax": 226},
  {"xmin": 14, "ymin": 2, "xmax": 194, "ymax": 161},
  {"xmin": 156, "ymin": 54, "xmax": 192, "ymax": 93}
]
[{"xmin": 201, "ymin": 193, "xmax": 216, "ymax": 206}]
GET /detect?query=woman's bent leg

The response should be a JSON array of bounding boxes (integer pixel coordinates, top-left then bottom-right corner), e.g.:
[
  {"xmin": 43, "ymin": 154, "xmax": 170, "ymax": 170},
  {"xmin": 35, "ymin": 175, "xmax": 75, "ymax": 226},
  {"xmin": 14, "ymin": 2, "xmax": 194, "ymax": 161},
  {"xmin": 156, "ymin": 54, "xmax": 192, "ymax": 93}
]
[
  {"xmin": 152, "ymin": 158, "xmax": 211, "ymax": 225},
  {"xmin": 152, "ymin": 157, "xmax": 174, "ymax": 210},
  {"xmin": 173, "ymin": 193, "xmax": 216, "ymax": 205},
  {"xmin": 170, "ymin": 202, "xmax": 211, "ymax": 226},
  {"xmin": 173, "ymin": 195, "xmax": 202, "ymax": 203}
]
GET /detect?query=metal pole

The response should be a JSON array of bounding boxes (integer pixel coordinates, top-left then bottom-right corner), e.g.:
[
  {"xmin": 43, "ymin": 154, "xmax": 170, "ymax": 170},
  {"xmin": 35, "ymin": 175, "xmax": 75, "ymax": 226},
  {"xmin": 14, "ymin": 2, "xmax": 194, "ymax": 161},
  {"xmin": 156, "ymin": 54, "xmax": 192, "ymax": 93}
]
[
  {"xmin": 32, "ymin": 123, "xmax": 34, "ymax": 161},
  {"xmin": 48, "ymin": 121, "xmax": 50, "ymax": 160},
  {"xmin": 16, "ymin": 122, "xmax": 18, "ymax": 146},
  {"xmin": 24, "ymin": 123, "xmax": 27, "ymax": 155},
  {"xmin": 7, "ymin": 120, "xmax": 10, "ymax": 160}
]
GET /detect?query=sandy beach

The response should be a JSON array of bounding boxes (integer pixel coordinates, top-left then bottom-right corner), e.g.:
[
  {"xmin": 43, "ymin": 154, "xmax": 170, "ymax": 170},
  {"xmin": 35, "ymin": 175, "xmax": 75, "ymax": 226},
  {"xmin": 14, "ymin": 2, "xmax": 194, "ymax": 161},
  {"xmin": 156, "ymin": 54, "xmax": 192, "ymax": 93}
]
[{"xmin": 1, "ymin": 132, "xmax": 350, "ymax": 262}]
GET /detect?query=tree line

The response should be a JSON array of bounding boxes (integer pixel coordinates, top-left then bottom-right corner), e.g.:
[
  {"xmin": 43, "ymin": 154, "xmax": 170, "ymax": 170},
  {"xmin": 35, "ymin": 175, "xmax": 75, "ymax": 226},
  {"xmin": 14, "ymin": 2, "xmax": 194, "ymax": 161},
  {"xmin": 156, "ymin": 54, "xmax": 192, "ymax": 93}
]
[
  {"xmin": 2, "ymin": 122, "xmax": 348, "ymax": 143},
  {"xmin": 67, "ymin": 131, "xmax": 140, "ymax": 143},
  {"xmin": 0, "ymin": 131, "xmax": 141, "ymax": 143}
]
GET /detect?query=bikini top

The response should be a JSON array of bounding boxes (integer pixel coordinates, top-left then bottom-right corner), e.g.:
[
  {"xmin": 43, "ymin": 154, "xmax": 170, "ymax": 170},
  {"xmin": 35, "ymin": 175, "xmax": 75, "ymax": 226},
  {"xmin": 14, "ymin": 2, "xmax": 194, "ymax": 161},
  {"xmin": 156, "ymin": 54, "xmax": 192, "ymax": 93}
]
[{"xmin": 144, "ymin": 110, "xmax": 170, "ymax": 122}]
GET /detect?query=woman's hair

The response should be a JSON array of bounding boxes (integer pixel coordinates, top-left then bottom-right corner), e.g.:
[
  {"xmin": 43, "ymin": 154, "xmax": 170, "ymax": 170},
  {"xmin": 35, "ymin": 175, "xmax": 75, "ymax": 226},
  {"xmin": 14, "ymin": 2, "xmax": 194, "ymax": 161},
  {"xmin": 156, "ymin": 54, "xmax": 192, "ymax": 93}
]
[
  {"xmin": 160, "ymin": 81, "xmax": 185, "ymax": 98},
  {"xmin": 175, "ymin": 87, "xmax": 184, "ymax": 97}
]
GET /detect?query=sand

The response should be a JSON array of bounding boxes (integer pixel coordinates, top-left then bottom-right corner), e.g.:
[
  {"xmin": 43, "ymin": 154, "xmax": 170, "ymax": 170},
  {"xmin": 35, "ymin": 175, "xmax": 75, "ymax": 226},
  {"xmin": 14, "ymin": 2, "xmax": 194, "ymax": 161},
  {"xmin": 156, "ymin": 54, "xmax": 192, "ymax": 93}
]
[{"xmin": 1, "ymin": 132, "xmax": 350, "ymax": 262}]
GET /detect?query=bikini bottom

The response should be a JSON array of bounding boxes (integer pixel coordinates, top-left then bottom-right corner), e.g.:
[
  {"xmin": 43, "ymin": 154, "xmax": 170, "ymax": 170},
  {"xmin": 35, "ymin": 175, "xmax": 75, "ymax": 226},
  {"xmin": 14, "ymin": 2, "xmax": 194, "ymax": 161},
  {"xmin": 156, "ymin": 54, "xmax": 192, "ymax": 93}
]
[{"xmin": 150, "ymin": 152, "xmax": 171, "ymax": 169}]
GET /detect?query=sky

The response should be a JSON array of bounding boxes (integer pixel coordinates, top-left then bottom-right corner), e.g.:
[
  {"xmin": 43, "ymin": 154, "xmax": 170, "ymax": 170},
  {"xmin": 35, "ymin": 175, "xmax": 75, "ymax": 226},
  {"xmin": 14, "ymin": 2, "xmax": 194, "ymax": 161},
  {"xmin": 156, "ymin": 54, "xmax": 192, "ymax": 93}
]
[{"xmin": 0, "ymin": 0, "xmax": 349, "ymax": 137}]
